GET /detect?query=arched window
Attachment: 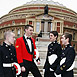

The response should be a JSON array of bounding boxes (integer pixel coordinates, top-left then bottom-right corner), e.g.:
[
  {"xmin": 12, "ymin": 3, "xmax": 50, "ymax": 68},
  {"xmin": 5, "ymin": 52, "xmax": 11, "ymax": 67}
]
[{"xmin": 36, "ymin": 22, "xmax": 40, "ymax": 32}]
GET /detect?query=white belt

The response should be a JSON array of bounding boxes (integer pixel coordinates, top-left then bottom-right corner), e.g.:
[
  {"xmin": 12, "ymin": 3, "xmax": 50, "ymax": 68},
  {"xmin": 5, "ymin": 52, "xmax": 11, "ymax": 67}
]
[
  {"xmin": 3, "ymin": 62, "xmax": 21, "ymax": 76},
  {"xmin": 3, "ymin": 63, "xmax": 14, "ymax": 67},
  {"xmin": 50, "ymin": 68, "xmax": 54, "ymax": 71}
]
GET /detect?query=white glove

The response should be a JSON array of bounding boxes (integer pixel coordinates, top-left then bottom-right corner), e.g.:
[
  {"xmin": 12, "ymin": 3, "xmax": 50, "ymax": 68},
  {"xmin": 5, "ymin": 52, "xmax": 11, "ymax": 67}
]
[
  {"xmin": 43, "ymin": 69, "xmax": 45, "ymax": 74},
  {"xmin": 54, "ymin": 73, "xmax": 61, "ymax": 77}
]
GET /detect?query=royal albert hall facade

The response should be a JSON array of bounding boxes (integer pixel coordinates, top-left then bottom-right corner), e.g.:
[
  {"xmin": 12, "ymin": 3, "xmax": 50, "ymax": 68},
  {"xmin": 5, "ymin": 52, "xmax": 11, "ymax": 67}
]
[{"xmin": 0, "ymin": 0, "xmax": 77, "ymax": 52}]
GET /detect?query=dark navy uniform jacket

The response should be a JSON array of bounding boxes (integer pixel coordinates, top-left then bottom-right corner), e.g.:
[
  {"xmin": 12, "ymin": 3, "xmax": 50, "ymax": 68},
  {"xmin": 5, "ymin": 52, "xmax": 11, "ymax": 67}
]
[
  {"xmin": 0, "ymin": 42, "xmax": 17, "ymax": 77},
  {"xmin": 44, "ymin": 41, "xmax": 62, "ymax": 71},
  {"xmin": 55, "ymin": 44, "xmax": 76, "ymax": 77}
]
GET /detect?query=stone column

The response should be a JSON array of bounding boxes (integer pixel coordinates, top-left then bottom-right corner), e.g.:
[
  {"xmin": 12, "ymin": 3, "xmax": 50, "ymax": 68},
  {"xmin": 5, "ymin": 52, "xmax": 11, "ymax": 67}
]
[
  {"xmin": 42, "ymin": 20, "xmax": 49, "ymax": 38},
  {"xmin": 2, "ymin": 31, "xmax": 3, "ymax": 39},
  {"xmin": 20, "ymin": 27, "xmax": 22, "ymax": 36},
  {"xmin": 14, "ymin": 28, "xmax": 17, "ymax": 36},
  {"xmin": 44, "ymin": 20, "xmax": 48, "ymax": 32}
]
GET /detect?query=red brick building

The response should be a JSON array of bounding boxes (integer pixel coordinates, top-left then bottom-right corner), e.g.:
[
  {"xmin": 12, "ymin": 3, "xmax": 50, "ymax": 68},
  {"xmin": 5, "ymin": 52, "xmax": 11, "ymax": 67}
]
[{"xmin": 0, "ymin": 0, "xmax": 77, "ymax": 52}]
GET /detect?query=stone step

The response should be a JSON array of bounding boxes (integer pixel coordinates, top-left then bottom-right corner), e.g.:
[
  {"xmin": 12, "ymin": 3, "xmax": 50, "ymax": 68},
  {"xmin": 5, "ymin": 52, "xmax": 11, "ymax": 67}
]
[
  {"xmin": 36, "ymin": 41, "xmax": 50, "ymax": 51},
  {"xmin": 74, "ymin": 68, "xmax": 77, "ymax": 74},
  {"xmin": 74, "ymin": 74, "xmax": 77, "ymax": 77},
  {"xmin": 39, "ymin": 52, "xmax": 47, "ymax": 59},
  {"xmin": 38, "ymin": 47, "xmax": 47, "ymax": 52}
]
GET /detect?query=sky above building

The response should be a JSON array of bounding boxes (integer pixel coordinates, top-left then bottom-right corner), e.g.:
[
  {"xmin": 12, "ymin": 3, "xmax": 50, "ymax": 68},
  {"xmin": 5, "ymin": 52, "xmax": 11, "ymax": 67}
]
[{"xmin": 0, "ymin": 0, "xmax": 77, "ymax": 18}]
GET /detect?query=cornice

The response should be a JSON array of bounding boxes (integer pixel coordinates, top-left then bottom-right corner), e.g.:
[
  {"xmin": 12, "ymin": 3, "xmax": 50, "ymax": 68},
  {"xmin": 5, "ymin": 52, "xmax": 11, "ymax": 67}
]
[{"xmin": 64, "ymin": 26, "xmax": 77, "ymax": 31}]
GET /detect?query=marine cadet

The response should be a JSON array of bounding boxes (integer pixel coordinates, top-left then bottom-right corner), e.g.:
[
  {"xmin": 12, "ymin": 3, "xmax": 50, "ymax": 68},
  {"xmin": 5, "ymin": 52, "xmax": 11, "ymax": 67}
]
[
  {"xmin": 55, "ymin": 32, "xmax": 76, "ymax": 77},
  {"xmin": 43, "ymin": 31, "xmax": 62, "ymax": 77},
  {"xmin": 0, "ymin": 31, "xmax": 20, "ymax": 77}
]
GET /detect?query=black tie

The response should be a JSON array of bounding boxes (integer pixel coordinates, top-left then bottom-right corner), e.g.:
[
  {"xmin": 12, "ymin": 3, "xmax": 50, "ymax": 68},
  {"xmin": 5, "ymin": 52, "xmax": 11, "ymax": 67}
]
[{"xmin": 27, "ymin": 37, "xmax": 31, "ymax": 39}]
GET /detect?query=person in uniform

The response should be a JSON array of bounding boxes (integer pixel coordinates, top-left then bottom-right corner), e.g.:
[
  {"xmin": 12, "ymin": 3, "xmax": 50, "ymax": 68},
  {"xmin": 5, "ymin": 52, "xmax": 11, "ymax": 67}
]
[
  {"xmin": 55, "ymin": 33, "xmax": 76, "ymax": 77},
  {"xmin": 43, "ymin": 31, "xmax": 62, "ymax": 77},
  {"xmin": 15, "ymin": 24, "xmax": 42, "ymax": 77},
  {"xmin": 0, "ymin": 31, "xmax": 18, "ymax": 77}
]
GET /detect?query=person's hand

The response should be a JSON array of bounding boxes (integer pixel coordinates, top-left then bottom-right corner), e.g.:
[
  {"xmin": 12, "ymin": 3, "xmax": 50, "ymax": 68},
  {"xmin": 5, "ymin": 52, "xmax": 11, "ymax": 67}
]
[
  {"xmin": 37, "ymin": 60, "xmax": 41, "ymax": 65},
  {"xmin": 43, "ymin": 69, "xmax": 45, "ymax": 74},
  {"xmin": 21, "ymin": 66, "xmax": 26, "ymax": 72}
]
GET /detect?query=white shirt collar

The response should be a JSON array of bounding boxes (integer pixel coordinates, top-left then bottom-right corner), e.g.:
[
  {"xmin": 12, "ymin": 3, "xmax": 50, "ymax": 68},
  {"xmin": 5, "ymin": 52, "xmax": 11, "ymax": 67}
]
[
  {"xmin": 24, "ymin": 34, "xmax": 28, "ymax": 39},
  {"xmin": 24, "ymin": 34, "xmax": 31, "ymax": 39}
]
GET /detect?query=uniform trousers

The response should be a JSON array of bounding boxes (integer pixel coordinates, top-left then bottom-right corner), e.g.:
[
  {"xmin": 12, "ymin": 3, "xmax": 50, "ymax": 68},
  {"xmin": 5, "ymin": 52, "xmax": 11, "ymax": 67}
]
[
  {"xmin": 21, "ymin": 60, "xmax": 42, "ymax": 77},
  {"xmin": 61, "ymin": 70, "xmax": 74, "ymax": 77},
  {"xmin": 3, "ymin": 66, "xmax": 16, "ymax": 77},
  {"xmin": 44, "ymin": 70, "xmax": 56, "ymax": 77}
]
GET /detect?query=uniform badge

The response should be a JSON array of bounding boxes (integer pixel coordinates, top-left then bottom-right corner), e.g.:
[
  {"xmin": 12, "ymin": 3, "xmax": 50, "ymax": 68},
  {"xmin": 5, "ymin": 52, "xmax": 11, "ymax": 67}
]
[
  {"xmin": 16, "ymin": 45, "xmax": 19, "ymax": 48},
  {"xmin": 63, "ymin": 65, "xmax": 66, "ymax": 67},
  {"xmin": 60, "ymin": 67, "xmax": 63, "ymax": 70}
]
